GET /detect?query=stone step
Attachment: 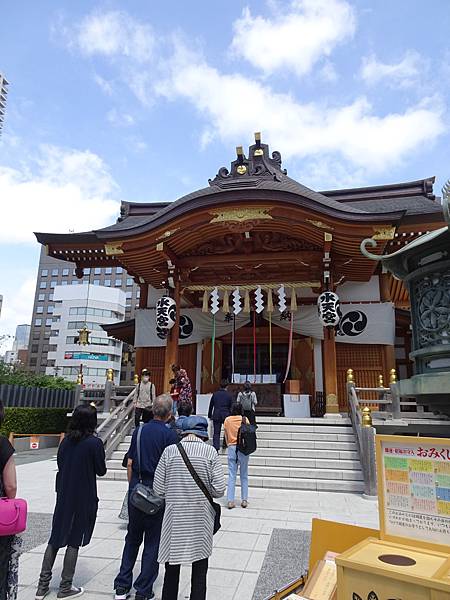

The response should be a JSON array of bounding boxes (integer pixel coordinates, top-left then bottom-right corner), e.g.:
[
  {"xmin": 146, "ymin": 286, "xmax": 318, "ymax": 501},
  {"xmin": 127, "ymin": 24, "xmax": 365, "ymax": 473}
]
[
  {"xmin": 111, "ymin": 446, "xmax": 359, "ymax": 461},
  {"xmin": 102, "ymin": 468, "xmax": 364, "ymax": 492},
  {"xmin": 106, "ymin": 459, "xmax": 363, "ymax": 481},
  {"xmin": 122, "ymin": 430, "xmax": 356, "ymax": 445},
  {"xmin": 252, "ymin": 425, "xmax": 353, "ymax": 434},
  {"xmin": 108, "ymin": 454, "xmax": 361, "ymax": 472},
  {"xmin": 117, "ymin": 438, "xmax": 358, "ymax": 453}
]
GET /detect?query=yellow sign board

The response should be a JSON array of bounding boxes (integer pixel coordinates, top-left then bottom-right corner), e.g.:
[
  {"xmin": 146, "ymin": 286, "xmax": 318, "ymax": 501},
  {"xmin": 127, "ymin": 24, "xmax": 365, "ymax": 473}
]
[{"xmin": 376, "ymin": 434, "xmax": 450, "ymax": 554}]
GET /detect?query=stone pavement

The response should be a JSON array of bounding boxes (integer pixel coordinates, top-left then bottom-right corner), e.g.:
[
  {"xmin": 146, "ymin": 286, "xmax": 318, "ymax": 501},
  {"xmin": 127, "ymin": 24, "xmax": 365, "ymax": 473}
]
[{"xmin": 17, "ymin": 456, "xmax": 379, "ymax": 600}]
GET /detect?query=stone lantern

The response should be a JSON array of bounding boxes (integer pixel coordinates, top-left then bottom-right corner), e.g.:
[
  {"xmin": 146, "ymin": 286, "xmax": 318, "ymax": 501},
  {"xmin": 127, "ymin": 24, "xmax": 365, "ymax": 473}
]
[{"xmin": 361, "ymin": 194, "xmax": 450, "ymax": 416}]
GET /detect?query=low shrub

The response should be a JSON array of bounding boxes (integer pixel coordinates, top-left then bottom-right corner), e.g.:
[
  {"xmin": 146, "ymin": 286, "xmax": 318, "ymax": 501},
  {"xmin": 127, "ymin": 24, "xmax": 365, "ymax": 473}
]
[{"xmin": 0, "ymin": 408, "xmax": 69, "ymax": 436}]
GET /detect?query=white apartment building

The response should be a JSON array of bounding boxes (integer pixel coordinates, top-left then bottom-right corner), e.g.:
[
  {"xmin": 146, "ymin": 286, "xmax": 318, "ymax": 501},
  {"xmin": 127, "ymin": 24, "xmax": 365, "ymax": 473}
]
[{"xmin": 47, "ymin": 285, "xmax": 126, "ymax": 385}]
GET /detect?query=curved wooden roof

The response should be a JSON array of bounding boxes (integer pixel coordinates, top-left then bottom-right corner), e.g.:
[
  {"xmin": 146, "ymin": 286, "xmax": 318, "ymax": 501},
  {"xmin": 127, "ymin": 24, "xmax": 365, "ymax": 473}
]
[{"xmin": 35, "ymin": 136, "xmax": 445, "ymax": 289}]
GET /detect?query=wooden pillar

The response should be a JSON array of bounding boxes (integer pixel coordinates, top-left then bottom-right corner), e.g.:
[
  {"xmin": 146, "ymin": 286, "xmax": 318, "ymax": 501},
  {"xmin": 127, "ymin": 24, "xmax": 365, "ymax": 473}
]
[
  {"xmin": 163, "ymin": 278, "xmax": 181, "ymax": 392},
  {"xmin": 138, "ymin": 283, "xmax": 149, "ymax": 309},
  {"xmin": 323, "ymin": 327, "xmax": 339, "ymax": 414},
  {"xmin": 379, "ymin": 273, "xmax": 396, "ymax": 378},
  {"xmin": 135, "ymin": 347, "xmax": 145, "ymax": 377}
]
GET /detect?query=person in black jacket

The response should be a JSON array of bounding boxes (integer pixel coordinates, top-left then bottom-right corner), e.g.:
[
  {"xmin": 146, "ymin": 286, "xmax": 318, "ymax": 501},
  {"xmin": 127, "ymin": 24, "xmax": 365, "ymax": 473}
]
[
  {"xmin": 35, "ymin": 405, "xmax": 107, "ymax": 600},
  {"xmin": 208, "ymin": 379, "xmax": 233, "ymax": 451}
]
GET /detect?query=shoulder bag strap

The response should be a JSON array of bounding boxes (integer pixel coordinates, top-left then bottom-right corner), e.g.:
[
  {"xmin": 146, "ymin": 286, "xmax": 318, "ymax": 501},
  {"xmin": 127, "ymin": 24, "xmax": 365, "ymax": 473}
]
[
  {"xmin": 177, "ymin": 443, "xmax": 215, "ymax": 509},
  {"xmin": 137, "ymin": 424, "xmax": 143, "ymax": 483}
]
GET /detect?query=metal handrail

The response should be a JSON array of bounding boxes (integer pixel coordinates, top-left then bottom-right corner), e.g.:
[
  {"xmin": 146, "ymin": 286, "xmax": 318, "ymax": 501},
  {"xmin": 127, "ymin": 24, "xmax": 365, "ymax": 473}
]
[{"xmin": 347, "ymin": 382, "xmax": 377, "ymax": 498}]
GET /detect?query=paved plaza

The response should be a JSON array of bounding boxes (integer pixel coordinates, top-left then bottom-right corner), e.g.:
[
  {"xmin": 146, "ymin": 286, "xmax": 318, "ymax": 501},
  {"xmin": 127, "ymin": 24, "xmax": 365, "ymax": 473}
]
[{"xmin": 17, "ymin": 454, "xmax": 379, "ymax": 600}]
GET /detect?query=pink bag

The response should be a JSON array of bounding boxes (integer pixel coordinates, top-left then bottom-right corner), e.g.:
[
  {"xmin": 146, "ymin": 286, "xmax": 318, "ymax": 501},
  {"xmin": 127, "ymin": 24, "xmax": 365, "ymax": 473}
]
[{"xmin": 0, "ymin": 497, "xmax": 28, "ymax": 536}]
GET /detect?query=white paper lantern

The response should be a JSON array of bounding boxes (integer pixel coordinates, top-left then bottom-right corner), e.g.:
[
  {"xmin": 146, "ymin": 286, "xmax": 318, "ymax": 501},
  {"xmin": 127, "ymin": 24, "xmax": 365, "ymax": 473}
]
[
  {"xmin": 156, "ymin": 296, "xmax": 177, "ymax": 333},
  {"xmin": 317, "ymin": 291, "xmax": 341, "ymax": 327}
]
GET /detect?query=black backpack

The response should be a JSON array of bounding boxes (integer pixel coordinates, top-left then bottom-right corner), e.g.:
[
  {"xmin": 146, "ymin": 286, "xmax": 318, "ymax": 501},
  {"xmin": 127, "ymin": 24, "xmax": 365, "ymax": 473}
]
[{"xmin": 237, "ymin": 417, "xmax": 257, "ymax": 456}]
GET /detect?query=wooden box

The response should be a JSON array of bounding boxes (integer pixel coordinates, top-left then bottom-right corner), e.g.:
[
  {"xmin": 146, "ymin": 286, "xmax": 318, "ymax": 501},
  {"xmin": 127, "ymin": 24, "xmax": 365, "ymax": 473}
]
[
  {"xmin": 285, "ymin": 379, "xmax": 301, "ymax": 394},
  {"xmin": 336, "ymin": 538, "xmax": 450, "ymax": 600}
]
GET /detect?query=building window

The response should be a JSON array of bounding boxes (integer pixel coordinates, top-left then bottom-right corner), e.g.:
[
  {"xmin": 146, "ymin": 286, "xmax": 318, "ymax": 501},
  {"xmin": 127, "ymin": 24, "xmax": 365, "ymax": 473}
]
[
  {"xmin": 84, "ymin": 268, "xmax": 91, "ymax": 275},
  {"xmin": 92, "ymin": 280, "xmax": 99, "ymax": 285},
  {"xmin": 94, "ymin": 267, "xmax": 101, "ymax": 275},
  {"xmin": 62, "ymin": 268, "xmax": 69, "ymax": 276},
  {"xmin": 126, "ymin": 291, "xmax": 132, "ymax": 299},
  {"xmin": 45, "ymin": 318, "xmax": 53, "ymax": 327},
  {"xmin": 48, "ymin": 345, "xmax": 57, "ymax": 352},
  {"xmin": 104, "ymin": 279, "xmax": 111, "ymax": 287},
  {"xmin": 47, "ymin": 305, "xmax": 54, "ymax": 314},
  {"xmin": 51, "ymin": 330, "xmax": 59, "ymax": 337},
  {"xmin": 33, "ymin": 333, "xmax": 40, "ymax": 340},
  {"xmin": 61, "ymin": 281, "xmax": 68, "ymax": 285},
  {"xmin": 115, "ymin": 279, "xmax": 122, "ymax": 287},
  {"xmin": 50, "ymin": 281, "xmax": 57, "ymax": 288},
  {"xmin": 48, "ymin": 294, "xmax": 54, "ymax": 301},
  {"xmin": 71, "ymin": 280, "xmax": 79, "ymax": 285},
  {"xmin": 41, "ymin": 359, "xmax": 47, "ymax": 366},
  {"xmin": 41, "ymin": 269, "xmax": 48, "ymax": 277},
  {"xmin": 39, "ymin": 282, "xmax": 47, "ymax": 289},
  {"xmin": 116, "ymin": 267, "xmax": 123, "ymax": 274},
  {"xmin": 42, "ymin": 345, "xmax": 49, "ymax": 352},
  {"xmin": 136, "ymin": 289, "xmax": 141, "ymax": 299},
  {"xmin": 105, "ymin": 267, "xmax": 112, "ymax": 275},
  {"xmin": 31, "ymin": 345, "xmax": 39, "ymax": 353},
  {"xmin": 35, "ymin": 318, "xmax": 42, "ymax": 326},
  {"xmin": 36, "ymin": 306, "xmax": 44, "ymax": 314},
  {"xmin": 126, "ymin": 278, "xmax": 133, "ymax": 287},
  {"xmin": 30, "ymin": 358, "xmax": 37, "ymax": 366},
  {"xmin": 38, "ymin": 293, "xmax": 46, "ymax": 301},
  {"xmin": 51, "ymin": 269, "xmax": 58, "ymax": 276}
]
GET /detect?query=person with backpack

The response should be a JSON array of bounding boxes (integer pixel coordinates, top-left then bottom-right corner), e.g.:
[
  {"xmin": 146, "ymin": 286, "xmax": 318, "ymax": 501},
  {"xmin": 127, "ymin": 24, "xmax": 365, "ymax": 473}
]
[
  {"xmin": 223, "ymin": 403, "xmax": 255, "ymax": 510},
  {"xmin": 236, "ymin": 381, "xmax": 258, "ymax": 426},
  {"xmin": 132, "ymin": 369, "xmax": 156, "ymax": 427}
]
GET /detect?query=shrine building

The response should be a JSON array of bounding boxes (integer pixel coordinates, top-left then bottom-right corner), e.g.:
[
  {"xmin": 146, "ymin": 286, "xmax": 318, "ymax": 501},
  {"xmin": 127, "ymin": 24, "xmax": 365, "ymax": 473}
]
[{"xmin": 35, "ymin": 134, "xmax": 446, "ymax": 415}]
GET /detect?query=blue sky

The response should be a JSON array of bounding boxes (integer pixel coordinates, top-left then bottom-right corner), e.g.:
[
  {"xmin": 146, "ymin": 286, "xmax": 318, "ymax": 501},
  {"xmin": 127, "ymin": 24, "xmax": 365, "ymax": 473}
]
[{"xmin": 0, "ymin": 0, "xmax": 449, "ymax": 348}]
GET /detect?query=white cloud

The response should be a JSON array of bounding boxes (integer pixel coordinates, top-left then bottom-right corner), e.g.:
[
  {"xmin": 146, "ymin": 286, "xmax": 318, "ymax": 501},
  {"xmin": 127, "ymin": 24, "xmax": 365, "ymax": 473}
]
[
  {"xmin": 74, "ymin": 10, "xmax": 154, "ymax": 63},
  {"xmin": 156, "ymin": 41, "xmax": 445, "ymax": 173},
  {"xmin": 319, "ymin": 61, "xmax": 339, "ymax": 83},
  {"xmin": 94, "ymin": 73, "xmax": 114, "ymax": 95},
  {"xmin": 231, "ymin": 0, "xmax": 355, "ymax": 77},
  {"xmin": 361, "ymin": 51, "xmax": 424, "ymax": 87},
  {"xmin": 0, "ymin": 145, "xmax": 120, "ymax": 244},
  {"xmin": 107, "ymin": 108, "xmax": 135, "ymax": 126}
]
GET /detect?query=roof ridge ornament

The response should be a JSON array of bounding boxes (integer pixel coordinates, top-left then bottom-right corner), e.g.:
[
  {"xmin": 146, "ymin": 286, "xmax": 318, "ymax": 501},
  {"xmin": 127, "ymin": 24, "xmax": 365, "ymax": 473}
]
[
  {"xmin": 208, "ymin": 132, "xmax": 287, "ymax": 189},
  {"xmin": 442, "ymin": 179, "xmax": 450, "ymax": 225}
]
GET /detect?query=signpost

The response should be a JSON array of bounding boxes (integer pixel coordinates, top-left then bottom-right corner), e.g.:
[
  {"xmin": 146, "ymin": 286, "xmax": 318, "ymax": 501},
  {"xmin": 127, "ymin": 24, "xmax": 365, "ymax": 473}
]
[{"xmin": 376, "ymin": 434, "xmax": 450, "ymax": 553}]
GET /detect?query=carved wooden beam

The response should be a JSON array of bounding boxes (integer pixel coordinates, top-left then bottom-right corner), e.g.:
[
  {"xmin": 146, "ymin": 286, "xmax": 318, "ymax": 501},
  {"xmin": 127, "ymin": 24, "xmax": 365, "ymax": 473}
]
[{"xmin": 177, "ymin": 250, "xmax": 322, "ymax": 268}]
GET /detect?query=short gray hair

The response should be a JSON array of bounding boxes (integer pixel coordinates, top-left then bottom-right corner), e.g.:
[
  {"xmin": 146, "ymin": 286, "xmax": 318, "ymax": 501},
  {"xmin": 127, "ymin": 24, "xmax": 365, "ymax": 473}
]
[{"xmin": 152, "ymin": 393, "xmax": 173, "ymax": 418}]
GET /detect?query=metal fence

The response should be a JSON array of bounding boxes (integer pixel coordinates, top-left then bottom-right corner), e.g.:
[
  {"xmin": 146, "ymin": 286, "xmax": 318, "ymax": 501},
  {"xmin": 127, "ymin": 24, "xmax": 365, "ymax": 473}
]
[{"xmin": 0, "ymin": 384, "xmax": 77, "ymax": 408}]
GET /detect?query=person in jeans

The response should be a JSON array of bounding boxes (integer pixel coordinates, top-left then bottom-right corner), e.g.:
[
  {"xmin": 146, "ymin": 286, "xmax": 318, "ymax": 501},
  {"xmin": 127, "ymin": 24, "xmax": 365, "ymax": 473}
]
[
  {"xmin": 114, "ymin": 394, "xmax": 178, "ymax": 600},
  {"xmin": 132, "ymin": 369, "xmax": 156, "ymax": 427},
  {"xmin": 208, "ymin": 379, "xmax": 232, "ymax": 452},
  {"xmin": 236, "ymin": 381, "xmax": 258, "ymax": 425},
  {"xmin": 153, "ymin": 416, "xmax": 225, "ymax": 600},
  {"xmin": 0, "ymin": 399, "xmax": 19, "ymax": 600},
  {"xmin": 35, "ymin": 405, "xmax": 107, "ymax": 600},
  {"xmin": 224, "ymin": 403, "xmax": 250, "ymax": 509}
]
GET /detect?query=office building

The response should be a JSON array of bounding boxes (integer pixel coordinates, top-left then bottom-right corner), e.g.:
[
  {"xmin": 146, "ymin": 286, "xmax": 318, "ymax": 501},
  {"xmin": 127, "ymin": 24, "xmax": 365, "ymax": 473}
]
[
  {"xmin": 27, "ymin": 247, "xmax": 139, "ymax": 383},
  {"xmin": 46, "ymin": 285, "xmax": 125, "ymax": 385},
  {"xmin": 12, "ymin": 324, "xmax": 31, "ymax": 352},
  {"xmin": 0, "ymin": 74, "xmax": 9, "ymax": 136}
]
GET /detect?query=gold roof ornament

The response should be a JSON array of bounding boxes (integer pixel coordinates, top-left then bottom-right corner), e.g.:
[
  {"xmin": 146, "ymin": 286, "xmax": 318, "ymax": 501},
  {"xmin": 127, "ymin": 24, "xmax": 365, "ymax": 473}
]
[
  {"xmin": 104, "ymin": 242, "xmax": 124, "ymax": 256},
  {"xmin": 305, "ymin": 219, "xmax": 334, "ymax": 231},
  {"xmin": 209, "ymin": 207, "xmax": 273, "ymax": 225},
  {"xmin": 361, "ymin": 406, "xmax": 372, "ymax": 427},
  {"xmin": 372, "ymin": 226, "xmax": 396, "ymax": 241}
]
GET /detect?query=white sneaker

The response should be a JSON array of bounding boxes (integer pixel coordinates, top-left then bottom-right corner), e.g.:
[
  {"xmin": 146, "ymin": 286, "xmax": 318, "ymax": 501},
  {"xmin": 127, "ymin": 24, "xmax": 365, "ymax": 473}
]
[
  {"xmin": 57, "ymin": 587, "xmax": 84, "ymax": 599},
  {"xmin": 114, "ymin": 590, "xmax": 131, "ymax": 600}
]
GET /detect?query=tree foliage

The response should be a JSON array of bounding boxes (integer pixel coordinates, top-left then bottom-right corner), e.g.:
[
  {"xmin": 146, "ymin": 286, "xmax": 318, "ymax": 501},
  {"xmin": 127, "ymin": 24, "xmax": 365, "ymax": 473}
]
[{"xmin": 0, "ymin": 362, "xmax": 75, "ymax": 390}]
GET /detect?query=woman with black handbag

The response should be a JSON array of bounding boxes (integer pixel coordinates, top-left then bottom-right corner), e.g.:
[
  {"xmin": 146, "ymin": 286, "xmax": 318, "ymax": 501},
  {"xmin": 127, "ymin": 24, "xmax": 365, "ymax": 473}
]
[{"xmin": 153, "ymin": 415, "xmax": 225, "ymax": 600}]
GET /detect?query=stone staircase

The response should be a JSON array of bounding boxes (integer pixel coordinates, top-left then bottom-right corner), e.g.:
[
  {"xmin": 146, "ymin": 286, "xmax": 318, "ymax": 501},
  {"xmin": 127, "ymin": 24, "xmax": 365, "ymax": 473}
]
[{"xmin": 105, "ymin": 416, "xmax": 364, "ymax": 493}]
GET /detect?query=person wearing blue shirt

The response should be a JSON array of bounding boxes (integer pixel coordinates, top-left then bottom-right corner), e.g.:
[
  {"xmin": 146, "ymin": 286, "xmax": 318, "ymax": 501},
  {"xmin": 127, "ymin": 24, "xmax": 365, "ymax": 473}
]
[
  {"xmin": 114, "ymin": 394, "xmax": 178, "ymax": 600},
  {"xmin": 208, "ymin": 379, "xmax": 233, "ymax": 451}
]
